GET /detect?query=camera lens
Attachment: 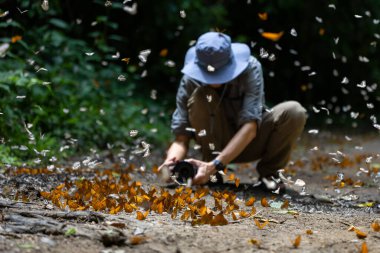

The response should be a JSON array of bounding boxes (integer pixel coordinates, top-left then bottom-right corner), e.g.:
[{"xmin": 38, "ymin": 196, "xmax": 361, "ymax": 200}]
[{"xmin": 172, "ymin": 161, "xmax": 197, "ymax": 183}]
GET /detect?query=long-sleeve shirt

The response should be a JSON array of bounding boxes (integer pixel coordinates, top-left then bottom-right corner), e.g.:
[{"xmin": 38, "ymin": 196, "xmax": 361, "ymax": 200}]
[{"xmin": 171, "ymin": 55, "xmax": 265, "ymax": 136}]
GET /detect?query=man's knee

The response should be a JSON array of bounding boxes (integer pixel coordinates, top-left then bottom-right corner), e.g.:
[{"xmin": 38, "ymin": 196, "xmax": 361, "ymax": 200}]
[{"xmin": 282, "ymin": 101, "xmax": 307, "ymax": 126}]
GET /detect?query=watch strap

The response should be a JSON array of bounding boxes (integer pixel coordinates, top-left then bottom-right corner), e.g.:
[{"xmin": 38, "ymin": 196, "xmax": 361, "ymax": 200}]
[{"xmin": 212, "ymin": 159, "xmax": 225, "ymax": 172}]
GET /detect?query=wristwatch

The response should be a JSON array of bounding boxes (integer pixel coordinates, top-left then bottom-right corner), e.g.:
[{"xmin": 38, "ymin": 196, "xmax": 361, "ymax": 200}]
[{"xmin": 212, "ymin": 159, "xmax": 225, "ymax": 172}]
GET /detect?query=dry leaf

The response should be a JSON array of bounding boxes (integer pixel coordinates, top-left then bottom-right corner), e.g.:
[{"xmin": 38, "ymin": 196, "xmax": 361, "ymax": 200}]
[
  {"xmin": 261, "ymin": 31, "xmax": 284, "ymax": 42},
  {"xmin": 292, "ymin": 235, "xmax": 301, "ymax": 248},
  {"xmin": 109, "ymin": 222, "xmax": 126, "ymax": 229},
  {"xmin": 306, "ymin": 229, "xmax": 313, "ymax": 235},
  {"xmin": 130, "ymin": 236, "xmax": 146, "ymax": 245},
  {"xmin": 231, "ymin": 212, "xmax": 238, "ymax": 221}
]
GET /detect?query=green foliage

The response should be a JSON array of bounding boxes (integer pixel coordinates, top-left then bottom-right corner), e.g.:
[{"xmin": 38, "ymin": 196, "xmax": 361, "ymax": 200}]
[
  {"xmin": 0, "ymin": 2, "xmax": 172, "ymax": 164},
  {"xmin": 0, "ymin": 0, "xmax": 379, "ymax": 164}
]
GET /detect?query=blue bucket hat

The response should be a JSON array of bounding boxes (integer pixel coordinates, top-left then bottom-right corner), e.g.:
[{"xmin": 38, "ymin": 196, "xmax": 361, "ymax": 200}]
[{"xmin": 181, "ymin": 32, "xmax": 251, "ymax": 85}]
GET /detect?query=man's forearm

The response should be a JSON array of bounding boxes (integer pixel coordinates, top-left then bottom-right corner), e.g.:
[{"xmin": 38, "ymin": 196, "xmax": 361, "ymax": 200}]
[
  {"xmin": 215, "ymin": 121, "xmax": 257, "ymax": 165},
  {"xmin": 164, "ymin": 135, "xmax": 190, "ymax": 162}
]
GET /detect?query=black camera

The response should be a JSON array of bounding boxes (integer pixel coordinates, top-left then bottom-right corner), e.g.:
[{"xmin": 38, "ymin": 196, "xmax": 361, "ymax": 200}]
[{"xmin": 171, "ymin": 161, "xmax": 198, "ymax": 184}]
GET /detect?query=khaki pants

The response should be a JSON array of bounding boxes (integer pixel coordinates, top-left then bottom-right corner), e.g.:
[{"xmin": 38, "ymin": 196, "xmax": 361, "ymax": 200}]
[{"xmin": 188, "ymin": 86, "xmax": 307, "ymax": 177}]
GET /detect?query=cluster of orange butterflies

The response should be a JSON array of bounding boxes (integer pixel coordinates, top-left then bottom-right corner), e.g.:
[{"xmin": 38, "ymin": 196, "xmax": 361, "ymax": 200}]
[
  {"xmin": 7, "ymin": 163, "xmax": 379, "ymax": 251},
  {"xmin": 37, "ymin": 167, "xmax": 283, "ymax": 227}
]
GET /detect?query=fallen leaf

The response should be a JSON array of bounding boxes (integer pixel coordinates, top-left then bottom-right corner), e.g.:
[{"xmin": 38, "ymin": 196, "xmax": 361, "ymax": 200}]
[
  {"xmin": 261, "ymin": 31, "xmax": 284, "ymax": 42},
  {"xmin": 130, "ymin": 236, "xmax": 146, "ymax": 245},
  {"xmin": 292, "ymin": 235, "xmax": 301, "ymax": 248},
  {"xmin": 357, "ymin": 202, "xmax": 374, "ymax": 208},
  {"xmin": 65, "ymin": 227, "xmax": 76, "ymax": 236},
  {"xmin": 306, "ymin": 229, "xmax": 313, "ymax": 235},
  {"xmin": 109, "ymin": 223, "xmax": 126, "ymax": 229}
]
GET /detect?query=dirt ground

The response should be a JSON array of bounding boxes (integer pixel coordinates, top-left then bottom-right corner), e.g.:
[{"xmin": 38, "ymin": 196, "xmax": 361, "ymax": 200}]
[{"xmin": 1, "ymin": 131, "xmax": 380, "ymax": 253}]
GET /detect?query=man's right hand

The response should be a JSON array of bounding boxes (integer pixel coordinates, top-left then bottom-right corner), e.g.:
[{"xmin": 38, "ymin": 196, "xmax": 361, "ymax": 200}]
[
  {"xmin": 158, "ymin": 157, "xmax": 178, "ymax": 183},
  {"xmin": 158, "ymin": 157, "xmax": 177, "ymax": 173}
]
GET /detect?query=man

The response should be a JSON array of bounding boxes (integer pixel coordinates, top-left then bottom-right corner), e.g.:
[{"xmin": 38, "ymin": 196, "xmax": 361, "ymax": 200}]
[{"xmin": 159, "ymin": 31, "xmax": 307, "ymax": 192}]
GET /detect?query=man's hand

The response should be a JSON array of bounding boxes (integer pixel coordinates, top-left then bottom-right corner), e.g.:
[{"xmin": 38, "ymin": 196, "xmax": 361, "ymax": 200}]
[
  {"xmin": 185, "ymin": 158, "xmax": 216, "ymax": 185},
  {"xmin": 158, "ymin": 157, "xmax": 177, "ymax": 183},
  {"xmin": 158, "ymin": 157, "xmax": 177, "ymax": 173}
]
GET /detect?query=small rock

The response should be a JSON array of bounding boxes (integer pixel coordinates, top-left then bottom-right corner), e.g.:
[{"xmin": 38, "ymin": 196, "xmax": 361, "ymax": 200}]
[{"xmin": 40, "ymin": 237, "xmax": 56, "ymax": 246}]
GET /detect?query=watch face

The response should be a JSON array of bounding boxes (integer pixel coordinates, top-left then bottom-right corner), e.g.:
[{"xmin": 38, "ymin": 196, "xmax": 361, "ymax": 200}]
[{"xmin": 213, "ymin": 160, "xmax": 225, "ymax": 171}]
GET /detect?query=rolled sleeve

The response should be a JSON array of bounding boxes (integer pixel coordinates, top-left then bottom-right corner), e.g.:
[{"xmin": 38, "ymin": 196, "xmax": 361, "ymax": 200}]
[
  {"xmin": 171, "ymin": 76, "xmax": 194, "ymax": 136},
  {"xmin": 238, "ymin": 57, "xmax": 265, "ymax": 126}
]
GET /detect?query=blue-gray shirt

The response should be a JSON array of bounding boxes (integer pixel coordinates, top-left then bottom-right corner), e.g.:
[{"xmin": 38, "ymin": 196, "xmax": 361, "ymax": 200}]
[{"xmin": 171, "ymin": 56, "xmax": 265, "ymax": 136}]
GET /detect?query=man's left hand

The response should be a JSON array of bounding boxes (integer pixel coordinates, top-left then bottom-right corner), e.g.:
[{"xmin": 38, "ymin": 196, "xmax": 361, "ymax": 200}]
[{"xmin": 185, "ymin": 158, "xmax": 216, "ymax": 185}]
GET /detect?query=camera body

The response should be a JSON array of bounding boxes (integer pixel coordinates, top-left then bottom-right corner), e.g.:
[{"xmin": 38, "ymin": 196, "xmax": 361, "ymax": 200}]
[{"xmin": 171, "ymin": 160, "xmax": 198, "ymax": 184}]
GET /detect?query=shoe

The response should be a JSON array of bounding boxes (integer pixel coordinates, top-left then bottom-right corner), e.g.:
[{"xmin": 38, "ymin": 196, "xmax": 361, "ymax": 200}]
[{"xmin": 258, "ymin": 173, "xmax": 286, "ymax": 194}]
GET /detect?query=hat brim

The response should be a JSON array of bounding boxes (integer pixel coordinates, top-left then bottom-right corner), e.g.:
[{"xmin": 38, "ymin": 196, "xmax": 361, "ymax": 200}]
[{"xmin": 181, "ymin": 43, "xmax": 250, "ymax": 85}]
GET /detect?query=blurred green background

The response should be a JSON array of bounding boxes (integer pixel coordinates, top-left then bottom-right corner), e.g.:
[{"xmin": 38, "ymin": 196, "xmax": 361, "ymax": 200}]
[{"xmin": 0, "ymin": 0, "xmax": 379, "ymax": 164}]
